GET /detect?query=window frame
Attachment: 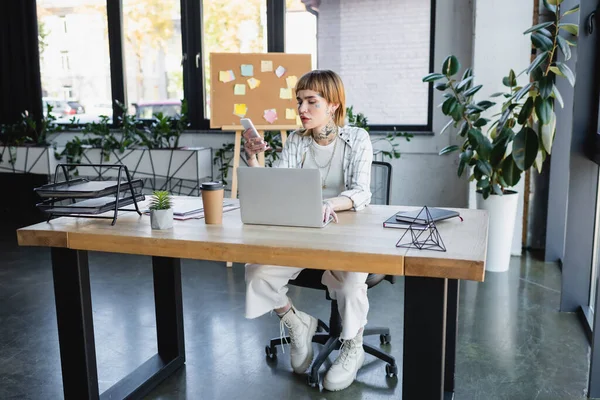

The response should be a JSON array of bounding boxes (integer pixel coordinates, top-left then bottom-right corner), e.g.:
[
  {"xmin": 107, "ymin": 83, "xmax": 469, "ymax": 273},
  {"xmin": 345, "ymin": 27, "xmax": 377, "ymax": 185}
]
[{"xmin": 43, "ymin": 0, "xmax": 436, "ymax": 133}]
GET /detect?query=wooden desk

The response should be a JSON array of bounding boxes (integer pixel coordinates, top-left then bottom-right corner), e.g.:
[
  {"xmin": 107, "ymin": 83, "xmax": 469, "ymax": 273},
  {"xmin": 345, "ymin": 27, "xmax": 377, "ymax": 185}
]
[{"xmin": 17, "ymin": 198, "xmax": 487, "ymax": 400}]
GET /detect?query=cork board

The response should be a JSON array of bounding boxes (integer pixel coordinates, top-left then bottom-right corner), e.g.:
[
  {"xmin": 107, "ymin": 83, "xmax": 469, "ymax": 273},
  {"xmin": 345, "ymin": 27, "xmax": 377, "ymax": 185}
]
[{"xmin": 209, "ymin": 52, "xmax": 312, "ymax": 129}]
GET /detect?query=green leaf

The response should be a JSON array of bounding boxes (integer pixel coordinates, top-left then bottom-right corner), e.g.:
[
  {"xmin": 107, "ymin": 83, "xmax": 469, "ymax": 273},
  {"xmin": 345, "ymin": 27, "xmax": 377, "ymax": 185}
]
[
  {"xmin": 552, "ymin": 85, "xmax": 564, "ymax": 108},
  {"xmin": 456, "ymin": 76, "xmax": 474, "ymax": 92},
  {"xmin": 476, "ymin": 159, "xmax": 493, "ymax": 177},
  {"xmin": 464, "ymin": 84, "xmax": 483, "ymax": 97},
  {"xmin": 534, "ymin": 148, "xmax": 547, "ymax": 173},
  {"xmin": 518, "ymin": 97, "xmax": 535, "ymax": 125},
  {"xmin": 563, "ymin": 4, "xmax": 580, "ymax": 16},
  {"xmin": 423, "ymin": 73, "xmax": 446, "ymax": 82},
  {"xmin": 473, "ymin": 118, "xmax": 489, "ymax": 127},
  {"xmin": 556, "ymin": 62, "xmax": 576, "ymax": 86},
  {"xmin": 523, "ymin": 21, "xmax": 554, "ymax": 34},
  {"xmin": 442, "ymin": 97, "xmax": 458, "ymax": 115},
  {"xmin": 513, "ymin": 127, "xmax": 539, "ymax": 170},
  {"xmin": 547, "ymin": 0, "xmax": 563, "ymax": 5},
  {"xmin": 538, "ymin": 28, "xmax": 553, "ymax": 38},
  {"xmin": 458, "ymin": 159, "xmax": 466, "ymax": 177},
  {"xmin": 442, "ymin": 55, "xmax": 461, "ymax": 76},
  {"xmin": 451, "ymin": 104, "xmax": 465, "ymax": 122},
  {"xmin": 459, "ymin": 121, "xmax": 469, "ymax": 137},
  {"xmin": 440, "ymin": 119, "xmax": 454, "ymax": 135},
  {"xmin": 541, "ymin": 110, "xmax": 557, "ymax": 154},
  {"xmin": 435, "ymin": 82, "xmax": 449, "ymax": 91},
  {"xmin": 557, "ymin": 36, "xmax": 572, "ymax": 61},
  {"xmin": 559, "ymin": 23, "xmax": 579, "ymax": 36},
  {"xmin": 542, "ymin": 0, "xmax": 556, "ymax": 13},
  {"xmin": 549, "ymin": 66, "xmax": 563, "ymax": 77},
  {"xmin": 490, "ymin": 92, "xmax": 505, "ymax": 98},
  {"xmin": 460, "ymin": 149, "xmax": 474, "ymax": 163},
  {"xmin": 527, "ymin": 51, "xmax": 549, "ymax": 74},
  {"xmin": 468, "ymin": 128, "xmax": 484, "ymax": 149},
  {"xmin": 490, "ymin": 137, "xmax": 508, "ymax": 167},
  {"xmin": 535, "ymin": 96, "xmax": 552, "ymax": 124},
  {"xmin": 538, "ymin": 76, "xmax": 553, "ymax": 99},
  {"xmin": 502, "ymin": 157, "xmax": 521, "ymax": 187},
  {"xmin": 514, "ymin": 82, "xmax": 533, "ymax": 102},
  {"xmin": 532, "ymin": 32, "xmax": 554, "ymax": 51},
  {"xmin": 439, "ymin": 145, "xmax": 459, "ymax": 155},
  {"xmin": 476, "ymin": 100, "xmax": 495, "ymax": 110}
]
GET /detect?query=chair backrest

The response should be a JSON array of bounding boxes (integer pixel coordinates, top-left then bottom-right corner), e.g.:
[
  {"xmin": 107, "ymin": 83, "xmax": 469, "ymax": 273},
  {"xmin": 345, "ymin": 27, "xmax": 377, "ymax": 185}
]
[{"xmin": 370, "ymin": 161, "xmax": 392, "ymax": 206}]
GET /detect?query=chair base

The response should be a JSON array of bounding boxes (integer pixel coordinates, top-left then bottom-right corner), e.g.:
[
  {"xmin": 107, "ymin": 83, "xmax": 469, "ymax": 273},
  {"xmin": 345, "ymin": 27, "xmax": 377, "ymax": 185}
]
[{"xmin": 266, "ymin": 319, "xmax": 398, "ymax": 387}]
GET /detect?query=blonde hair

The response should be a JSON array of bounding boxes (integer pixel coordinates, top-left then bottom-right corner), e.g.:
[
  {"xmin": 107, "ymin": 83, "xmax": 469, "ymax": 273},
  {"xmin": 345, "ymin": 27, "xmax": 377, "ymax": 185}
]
[{"xmin": 296, "ymin": 70, "xmax": 346, "ymax": 127}]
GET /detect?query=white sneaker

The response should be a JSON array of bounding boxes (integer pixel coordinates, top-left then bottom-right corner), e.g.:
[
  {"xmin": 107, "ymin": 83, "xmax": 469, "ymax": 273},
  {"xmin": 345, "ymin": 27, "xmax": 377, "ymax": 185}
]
[
  {"xmin": 323, "ymin": 335, "xmax": 365, "ymax": 391},
  {"xmin": 279, "ymin": 306, "xmax": 318, "ymax": 374}
]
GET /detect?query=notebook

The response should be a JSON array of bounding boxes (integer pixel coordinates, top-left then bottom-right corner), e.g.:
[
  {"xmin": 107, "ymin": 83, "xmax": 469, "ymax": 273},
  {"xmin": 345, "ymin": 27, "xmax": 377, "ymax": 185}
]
[
  {"xmin": 383, "ymin": 214, "xmax": 432, "ymax": 230},
  {"xmin": 395, "ymin": 207, "xmax": 460, "ymax": 224}
]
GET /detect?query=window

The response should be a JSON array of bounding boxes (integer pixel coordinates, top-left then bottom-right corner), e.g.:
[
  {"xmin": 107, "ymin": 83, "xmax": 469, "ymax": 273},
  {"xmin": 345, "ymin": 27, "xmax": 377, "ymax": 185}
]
[
  {"xmin": 37, "ymin": 0, "xmax": 111, "ymax": 123},
  {"xmin": 201, "ymin": 0, "xmax": 268, "ymax": 119},
  {"xmin": 285, "ymin": 0, "xmax": 317, "ymax": 69},
  {"xmin": 317, "ymin": 0, "xmax": 435, "ymax": 130},
  {"xmin": 122, "ymin": 0, "xmax": 183, "ymax": 120}
]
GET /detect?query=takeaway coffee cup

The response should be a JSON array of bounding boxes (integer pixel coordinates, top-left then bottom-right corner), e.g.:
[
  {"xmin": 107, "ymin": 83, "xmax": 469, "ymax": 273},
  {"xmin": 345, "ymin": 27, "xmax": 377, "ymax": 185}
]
[{"xmin": 201, "ymin": 182, "xmax": 224, "ymax": 224}]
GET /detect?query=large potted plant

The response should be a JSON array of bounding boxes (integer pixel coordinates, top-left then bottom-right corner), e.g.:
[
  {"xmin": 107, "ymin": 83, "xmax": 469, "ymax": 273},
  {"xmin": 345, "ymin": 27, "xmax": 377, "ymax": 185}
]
[{"xmin": 424, "ymin": 1, "xmax": 579, "ymax": 272}]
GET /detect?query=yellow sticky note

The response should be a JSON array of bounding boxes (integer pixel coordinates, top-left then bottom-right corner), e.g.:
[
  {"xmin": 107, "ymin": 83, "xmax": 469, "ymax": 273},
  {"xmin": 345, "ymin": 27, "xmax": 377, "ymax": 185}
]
[
  {"xmin": 234, "ymin": 84, "xmax": 246, "ymax": 95},
  {"xmin": 261, "ymin": 60, "xmax": 273, "ymax": 72},
  {"xmin": 285, "ymin": 108, "xmax": 296, "ymax": 120},
  {"xmin": 286, "ymin": 75, "xmax": 298, "ymax": 89},
  {"xmin": 280, "ymin": 88, "xmax": 293, "ymax": 99},
  {"xmin": 233, "ymin": 104, "xmax": 247, "ymax": 117},
  {"xmin": 296, "ymin": 115, "xmax": 302, "ymax": 126},
  {"xmin": 219, "ymin": 70, "xmax": 235, "ymax": 83},
  {"xmin": 247, "ymin": 77, "xmax": 260, "ymax": 89}
]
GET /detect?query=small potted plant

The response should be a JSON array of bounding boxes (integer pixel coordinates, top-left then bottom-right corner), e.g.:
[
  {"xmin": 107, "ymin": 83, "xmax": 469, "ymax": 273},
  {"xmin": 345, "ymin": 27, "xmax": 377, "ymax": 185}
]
[{"xmin": 149, "ymin": 190, "xmax": 173, "ymax": 230}]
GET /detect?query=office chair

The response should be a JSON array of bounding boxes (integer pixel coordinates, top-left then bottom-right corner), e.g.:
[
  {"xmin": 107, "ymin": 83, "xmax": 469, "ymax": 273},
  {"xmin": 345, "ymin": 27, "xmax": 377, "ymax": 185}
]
[{"xmin": 264, "ymin": 161, "xmax": 397, "ymax": 387}]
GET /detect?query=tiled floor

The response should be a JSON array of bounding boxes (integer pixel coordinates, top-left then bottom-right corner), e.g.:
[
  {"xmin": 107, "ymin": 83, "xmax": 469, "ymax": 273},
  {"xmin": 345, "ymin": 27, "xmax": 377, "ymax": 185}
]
[{"xmin": 0, "ymin": 223, "xmax": 592, "ymax": 399}]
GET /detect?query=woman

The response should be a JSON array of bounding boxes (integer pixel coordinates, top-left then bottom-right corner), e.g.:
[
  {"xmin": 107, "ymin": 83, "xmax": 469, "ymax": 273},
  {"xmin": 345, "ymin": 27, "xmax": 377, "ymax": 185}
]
[{"xmin": 243, "ymin": 69, "xmax": 373, "ymax": 392}]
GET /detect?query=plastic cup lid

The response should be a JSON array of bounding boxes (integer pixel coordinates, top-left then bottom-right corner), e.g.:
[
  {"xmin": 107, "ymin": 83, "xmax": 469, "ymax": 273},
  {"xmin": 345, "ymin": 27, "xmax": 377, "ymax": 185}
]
[{"xmin": 201, "ymin": 182, "xmax": 224, "ymax": 191}]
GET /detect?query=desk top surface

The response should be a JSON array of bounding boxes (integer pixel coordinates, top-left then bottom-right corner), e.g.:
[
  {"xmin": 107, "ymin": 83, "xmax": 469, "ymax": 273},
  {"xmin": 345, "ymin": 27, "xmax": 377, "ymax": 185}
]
[{"xmin": 17, "ymin": 197, "xmax": 488, "ymax": 281}]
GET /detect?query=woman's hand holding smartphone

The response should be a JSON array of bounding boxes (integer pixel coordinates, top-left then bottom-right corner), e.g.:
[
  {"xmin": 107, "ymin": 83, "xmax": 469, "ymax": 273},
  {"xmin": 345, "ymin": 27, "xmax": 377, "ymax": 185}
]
[{"xmin": 241, "ymin": 118, "xmax": 271, "ymax": 157}]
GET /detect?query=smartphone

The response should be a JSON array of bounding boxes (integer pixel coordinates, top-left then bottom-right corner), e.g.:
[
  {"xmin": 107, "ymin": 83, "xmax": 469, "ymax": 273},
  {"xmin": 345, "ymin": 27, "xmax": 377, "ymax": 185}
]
[{"xmin": 240, "ymin": 118, "xmax": 261, "ymax": 140}]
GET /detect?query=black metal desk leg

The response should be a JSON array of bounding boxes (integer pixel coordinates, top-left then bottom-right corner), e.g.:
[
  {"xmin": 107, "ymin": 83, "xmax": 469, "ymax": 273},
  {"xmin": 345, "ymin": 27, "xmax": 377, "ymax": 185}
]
[
  {"xmin": 50, "ymin": 248, "xmax": 100, "ymax": 400},
  {"xmin": 152, "ymin": 256, "xmax": 185, "ymax": 362},
  {"xmin": 444, "ymin": 279, "xmax": 459, "ymax": 398},
  {"xmin": 403, "ymin": 276, "xmax": 448, "ymax": 400}
]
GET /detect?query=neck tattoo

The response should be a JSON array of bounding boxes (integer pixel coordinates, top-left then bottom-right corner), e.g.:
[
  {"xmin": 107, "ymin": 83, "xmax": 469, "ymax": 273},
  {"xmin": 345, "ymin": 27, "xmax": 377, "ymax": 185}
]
[{"xmin": 314, "ymin": 119, "xmax": 338, "ymax": 143}]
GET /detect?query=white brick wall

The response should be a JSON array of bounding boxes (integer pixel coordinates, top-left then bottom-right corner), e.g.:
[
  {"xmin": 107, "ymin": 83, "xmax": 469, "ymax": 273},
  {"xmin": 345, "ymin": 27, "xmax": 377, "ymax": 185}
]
[{"xmin": 318, "ymin": 0, "xmax": 431, "ymax": 126}]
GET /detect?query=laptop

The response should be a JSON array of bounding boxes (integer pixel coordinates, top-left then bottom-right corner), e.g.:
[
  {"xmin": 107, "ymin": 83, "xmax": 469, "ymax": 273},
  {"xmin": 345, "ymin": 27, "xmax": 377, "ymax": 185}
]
[{"xmin": 237, "ymin": 167, "xmax": 334, "ymax": 228}]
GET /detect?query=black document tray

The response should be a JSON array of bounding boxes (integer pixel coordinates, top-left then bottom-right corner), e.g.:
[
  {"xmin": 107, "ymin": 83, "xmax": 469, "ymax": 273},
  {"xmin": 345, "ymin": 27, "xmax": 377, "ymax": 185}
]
[
  {"xmin": 37, "ymin": 194, "xmax": 146, "ymax": 215},
  {"xmin": 34, "ymin": 178, "xmax": 143, "ymax": 199}
]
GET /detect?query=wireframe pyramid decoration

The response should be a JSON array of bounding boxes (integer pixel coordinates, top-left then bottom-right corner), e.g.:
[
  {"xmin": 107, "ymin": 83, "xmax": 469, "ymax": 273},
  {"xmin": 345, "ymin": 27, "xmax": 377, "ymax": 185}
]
[{"xmin": 395, "ymin": 206, "xmax": 447, "ymax": 252}]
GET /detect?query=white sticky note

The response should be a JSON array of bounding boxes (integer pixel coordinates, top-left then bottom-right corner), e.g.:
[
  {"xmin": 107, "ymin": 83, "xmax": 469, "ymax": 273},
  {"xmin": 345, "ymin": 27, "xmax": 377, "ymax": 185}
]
[
  {"xmin": 247, "ymin": 78, "xmax": 260, "ymax": 89},
  {"xmin": 261, "ymin": 60, "xmax": 273, "ymax": 72},
  {"xmin": 280, "ymin": 88, "xmax": 293, "ymax": 99},
  {"xmin": 286, "ymin": 75, "xmax": 298, "ymax": 89},
  {"xmin": 275, "ymin": 65, "xmax": 286, "ymax": 78},
  {"xmin": 285, "ymin": 108, "xmax": 296, "ymax": 120}
]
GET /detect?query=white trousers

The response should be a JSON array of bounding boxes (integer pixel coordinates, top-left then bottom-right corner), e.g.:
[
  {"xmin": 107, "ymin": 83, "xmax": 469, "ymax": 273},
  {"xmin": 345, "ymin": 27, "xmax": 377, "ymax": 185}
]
[{"xmin": 245, "ymin": 264, "xmax": 369, "ymax": 340}]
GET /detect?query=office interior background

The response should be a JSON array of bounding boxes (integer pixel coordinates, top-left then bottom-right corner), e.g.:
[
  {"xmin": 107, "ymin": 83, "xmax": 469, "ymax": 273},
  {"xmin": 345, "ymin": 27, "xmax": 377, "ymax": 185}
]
[{"xmin": 1, "ymin": 0, "xmax": 600, "ymax": 398}]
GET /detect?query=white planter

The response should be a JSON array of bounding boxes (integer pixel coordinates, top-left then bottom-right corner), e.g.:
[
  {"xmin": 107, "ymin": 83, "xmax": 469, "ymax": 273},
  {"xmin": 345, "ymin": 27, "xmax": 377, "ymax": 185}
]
[
  {"xmin": 476, "ymin": 190, "xmax": 519, "ymax": 273},
  {"xmin": 0, "ymin": 146, "xmax": 61, "ymax": 175},
  {"xmin": 150, "ymin": 208, "xmax": 173, "ymax": 230}
]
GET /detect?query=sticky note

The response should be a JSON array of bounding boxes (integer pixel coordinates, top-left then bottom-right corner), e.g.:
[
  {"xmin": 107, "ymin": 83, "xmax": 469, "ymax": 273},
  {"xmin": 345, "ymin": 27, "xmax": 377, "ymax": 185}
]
[
  {"xmin": 261, "ymin": 60, "xmax": 273, "ymax": 72},
  {"xmin": 275, "ymin": 65, "xmax": 286, "ymax": 78},
  {"xmin": 247, "ymin": 78, "xmax": 260, "ymax": 89},
  {"xmin": 280, "ymin": 88, "xmax": 293, "ymax": 99},
  {"xmin": 234, "ymin": 84, "xmax": 246, "ymax": 95},
  {"xmin": 241, "ymin": 64, "xmax": 253, "ymax": 77},
  {"xmin": 263, "ymin": 109, "xmax": 278, "ymax": 124},
  {"xmin": 285, "ymin": 108, "xmax": 296, "ymax": 120},
  {"xmin": 234, "ymin": 104, "xmax": 248, "ymax": 117},
  {"xmin": 219, "ymin": 70, "xmax": 235, "ymax": 83},
  {"xmin": 296, "ymin": 115, "xmax": 302, "ymax": 126},
  {"xmin": 286, "ymin": 75, "xmax": 298, "ymax": 89}
]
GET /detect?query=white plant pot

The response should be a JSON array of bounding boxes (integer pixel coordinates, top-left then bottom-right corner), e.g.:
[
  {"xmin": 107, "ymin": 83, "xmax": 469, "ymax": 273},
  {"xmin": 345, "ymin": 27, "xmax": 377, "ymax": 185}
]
[
  {"xmin": 476, "ymin": 190, "xmax": 519, "ymax": 273},
  {"xmin": 150, "ymin": 208, "xmax": 173, "ymax": 230}
]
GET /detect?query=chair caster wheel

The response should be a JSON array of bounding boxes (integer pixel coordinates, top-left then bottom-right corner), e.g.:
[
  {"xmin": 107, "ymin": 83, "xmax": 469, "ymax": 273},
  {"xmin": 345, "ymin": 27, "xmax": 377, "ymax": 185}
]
[
  {"xmin": 265, "ymin": 345, "xmax": 277, "ymax": 359},
  {"xmin": 385, "ymin": 363, "xmax": 398, "ymax": 377},
  {"xmin": 380, "ymin": 333, "xmax": 391, "ymax": 345},
  {"xmin": 308, "ymin": 375, "xmax": 319, "ymax": 388}
]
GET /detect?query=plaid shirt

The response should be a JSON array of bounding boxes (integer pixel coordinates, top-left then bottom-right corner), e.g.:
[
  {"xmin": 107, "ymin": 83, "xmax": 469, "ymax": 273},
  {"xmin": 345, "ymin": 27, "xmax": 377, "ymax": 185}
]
[{"xmin": 275, "ymin": 126, "xmax": 373, "ymax": 211}]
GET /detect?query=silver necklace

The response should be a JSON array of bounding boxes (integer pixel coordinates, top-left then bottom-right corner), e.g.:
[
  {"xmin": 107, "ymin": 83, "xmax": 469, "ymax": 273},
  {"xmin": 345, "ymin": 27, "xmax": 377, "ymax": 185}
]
[{"xmin": 309, "ymin": 136, "xmax": 338, "ymax": 189}]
